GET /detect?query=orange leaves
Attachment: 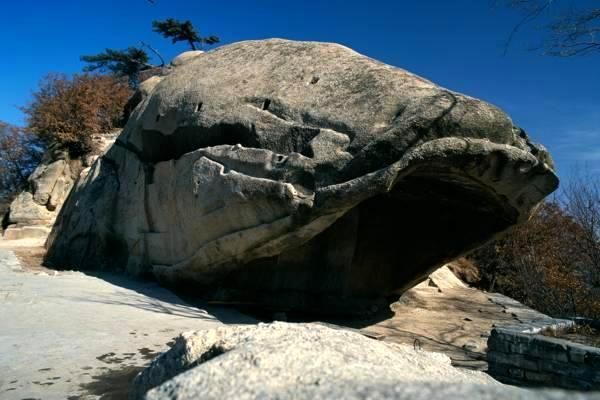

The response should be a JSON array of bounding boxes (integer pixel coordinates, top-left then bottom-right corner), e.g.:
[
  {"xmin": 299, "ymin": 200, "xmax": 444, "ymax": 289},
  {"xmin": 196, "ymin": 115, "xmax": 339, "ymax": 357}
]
[
  {"xmin": 472, "ymin": 200, "xmax": 600, "ymax": 319},
  {"xmin": 23, "ymin": 73, "xmax": 132, "ymax": 156}
]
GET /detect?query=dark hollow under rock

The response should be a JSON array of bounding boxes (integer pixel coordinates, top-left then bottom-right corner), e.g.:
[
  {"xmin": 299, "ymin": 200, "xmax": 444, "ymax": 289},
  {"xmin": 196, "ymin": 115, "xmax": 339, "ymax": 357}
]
[{"xmin": 44, "ymin": 39, "xmax": 558, "ymax": 315}]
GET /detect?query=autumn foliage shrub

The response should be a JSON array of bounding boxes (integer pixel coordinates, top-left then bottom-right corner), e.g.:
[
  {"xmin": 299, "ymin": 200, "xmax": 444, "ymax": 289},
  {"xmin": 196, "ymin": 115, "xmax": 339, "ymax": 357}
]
[
  {"xmin": 471, "ymin": 187, "xmax": 600, "ymax": 319},
  {"xmin": 23, "ymin": 73, "xmax": 132, "ymax": 156}
]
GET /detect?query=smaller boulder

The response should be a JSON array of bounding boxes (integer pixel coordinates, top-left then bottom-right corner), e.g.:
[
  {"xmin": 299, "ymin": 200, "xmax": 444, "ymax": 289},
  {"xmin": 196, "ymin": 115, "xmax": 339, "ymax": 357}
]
[
  {"xmin": 28, "ymin": 159, "xmax": 71, "ymax": 206},
  {"xmin": 416, "ymin": 264, "xmax": 467, "ymax": 290},
  {"xmin": 171, "ymin": 50, "xmax": 204, "ymax": 67}
]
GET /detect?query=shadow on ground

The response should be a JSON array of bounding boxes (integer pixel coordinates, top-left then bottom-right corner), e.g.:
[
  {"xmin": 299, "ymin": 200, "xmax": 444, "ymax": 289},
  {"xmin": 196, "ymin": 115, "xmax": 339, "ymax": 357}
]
[{"xmin": 71, "ymin": 366, "xmax": 144, "ymax": 400}]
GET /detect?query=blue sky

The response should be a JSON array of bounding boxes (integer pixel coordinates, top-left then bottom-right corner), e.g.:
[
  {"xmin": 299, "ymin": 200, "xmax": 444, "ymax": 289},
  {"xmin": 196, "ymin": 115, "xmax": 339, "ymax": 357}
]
[{"xmin": 0, "ymin": 0, "xmax": 598, "ymax": 180}]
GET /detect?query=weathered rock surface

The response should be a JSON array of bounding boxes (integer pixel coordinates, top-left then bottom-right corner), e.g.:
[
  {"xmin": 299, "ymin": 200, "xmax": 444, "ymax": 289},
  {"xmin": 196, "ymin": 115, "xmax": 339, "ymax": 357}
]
[
  {"xmin": 131, "ymin": 322, "xmax": 586, "ymax": 400},
  {"xmin": 363, "ymin": 266, "xmax": 570, "ymax": 370},
  {"xmin": 130, "ymin": 322, "xmax": 495, "ymax": 399},
  {"xmin": 3, "ymin": 134, "xmax": 118, "ymax": 241},
  {"xmin": 415, "ymin": 264, "xmax": 467, "ymax": 290},
  {"xmin": 45, "ymin": 39, "xmax": 558, "ymax": 314}
]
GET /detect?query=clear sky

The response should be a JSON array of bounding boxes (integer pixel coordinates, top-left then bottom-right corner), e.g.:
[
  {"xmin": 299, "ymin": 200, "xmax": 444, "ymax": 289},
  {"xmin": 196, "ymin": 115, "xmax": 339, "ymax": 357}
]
[{"xmin": 0, "ymin": 0, "xmax": 598, "ymax": 180}]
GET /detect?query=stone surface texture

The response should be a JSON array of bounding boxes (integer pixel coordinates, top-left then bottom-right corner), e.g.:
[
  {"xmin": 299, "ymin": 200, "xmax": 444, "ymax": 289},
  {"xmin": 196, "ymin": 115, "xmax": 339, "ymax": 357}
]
[
  {"xmin": 3, "ymin": 134, "xmax": 118, "ymax": 240},
  {"xmin": 0, "ymin": 248, "xmax": 253, "ymax": 400},
  {"xmin": 414, "ymin": 264, "xmax": 467, "ymax": 289},
  {"xmin": 488, "ymin": 324, "xmax": 600, "ymax": 391},
  {"xmin": 363, "ymin": 273, "xmax": 577, "ymax": 370},
  {"xmin": 45, "ymin": 39, "xmax": 558, "ymax": 314},
  {"xmin": 132, "ymin": 322, "xmax": 592, "ymax": 400}
]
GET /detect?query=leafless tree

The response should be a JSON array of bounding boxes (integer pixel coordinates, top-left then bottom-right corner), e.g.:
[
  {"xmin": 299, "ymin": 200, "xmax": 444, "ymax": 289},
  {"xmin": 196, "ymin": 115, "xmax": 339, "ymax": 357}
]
[
  {"xmin": 140, "ymin": 41, "xmax": 165, "ymax": 67},
  {"xmin": 501, "ymin": 1, "xmax": 600, "ymax": 56},
  {"xmin": 563, "ymin": 167, "xmax": 600, "ymax": 287},
  {"xmin": 470, "ymin": 199, "xmax": 600, "ymax": 318}
]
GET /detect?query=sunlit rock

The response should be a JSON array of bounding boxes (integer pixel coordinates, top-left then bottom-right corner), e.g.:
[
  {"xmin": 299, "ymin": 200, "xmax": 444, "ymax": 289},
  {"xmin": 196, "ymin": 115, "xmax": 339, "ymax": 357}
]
[{"xmin": 45, "ymin": 39, "xmax": 558, "ymax": 315}]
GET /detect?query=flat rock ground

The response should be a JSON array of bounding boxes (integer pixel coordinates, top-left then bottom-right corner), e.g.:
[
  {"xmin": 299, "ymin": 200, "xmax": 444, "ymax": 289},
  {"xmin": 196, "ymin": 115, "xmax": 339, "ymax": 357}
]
[
  {"xmin": 0, "ymin": 241, "xmax": 561, "ymax": 399},
  {"xmin": 317, "ymin": 270, "xmax": 558, "ymax": 372},
  {"xmin": 0, "ymin": 242, "xmax": 255, "ymax": 400},
  {"xmin": 359, "ymin": 286, "xmax": 554, "ymax": 370}
]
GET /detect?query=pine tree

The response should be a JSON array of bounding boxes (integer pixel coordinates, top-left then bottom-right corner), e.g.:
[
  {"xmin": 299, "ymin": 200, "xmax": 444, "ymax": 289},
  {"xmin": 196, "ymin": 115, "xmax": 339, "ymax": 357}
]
[
  {"xmin": 152, "ymin": 18, "xmax": 220, "ymax": 50},
  {"xmin": 81, "ymin": 47, "xmax": 155, "ymax": 86}
]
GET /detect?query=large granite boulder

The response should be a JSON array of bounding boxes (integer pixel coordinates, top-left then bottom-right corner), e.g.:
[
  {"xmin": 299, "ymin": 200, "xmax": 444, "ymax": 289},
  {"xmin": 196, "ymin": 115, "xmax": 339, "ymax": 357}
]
[
  {"xmin": 130, "ymin": 322, "xmax": 577, "ymax": 400},
  {"xmin": 45, "ymin": 39, "xmax": 558, "ymax": 314}
]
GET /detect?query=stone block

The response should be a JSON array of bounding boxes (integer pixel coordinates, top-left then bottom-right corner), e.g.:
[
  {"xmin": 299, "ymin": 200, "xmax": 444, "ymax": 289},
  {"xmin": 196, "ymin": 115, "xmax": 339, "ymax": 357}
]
[
  {"xmin": 508, "ymin": 367, "xmax": 524, "ymax": 379},
  {"xmin": 585, "ymin": 352, "xmax": 600, "ymax": 369},
  {"xmin": 524, "ymin": 370, "xmax": 552, "ymax": 384},
  {"xmin": 568, "ymin": 348, "xmax": 588, "ymax": 364},
  {"xmin": 488, "ymin": 351, "xmax": 538, "ymax": 370},
  {"xmin": 538, "ymin": 360, "xmax": 578, "ymax": 375}
]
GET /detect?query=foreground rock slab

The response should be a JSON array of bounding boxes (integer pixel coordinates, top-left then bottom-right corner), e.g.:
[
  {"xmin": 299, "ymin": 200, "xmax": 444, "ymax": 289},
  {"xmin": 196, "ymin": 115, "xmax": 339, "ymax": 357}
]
[
  {"xmin": 133, "ymin": 322, "xmax": 590, "ymax": 400},
  {"xmin": 46, "ymin": 39, "xmax": 558, "ymax": 314},
  {"xmin": 0, "ymin": 248, "xmax": 254, "ymax": 400}
]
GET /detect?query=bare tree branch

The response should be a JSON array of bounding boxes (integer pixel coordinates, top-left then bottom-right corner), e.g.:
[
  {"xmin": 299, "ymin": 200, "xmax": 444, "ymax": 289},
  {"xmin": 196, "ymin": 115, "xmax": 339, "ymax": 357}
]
[
  {"xmin": 544, "ymin": 7, "xmax": 600, "ymax": 56},
  {"xmin": 141, "ymin": 41, "xmax": 165, "ymax": 67},
  {"xmin": 502, "ymin": 0, "xmax": 554, "ymax": 55},
  {"xmin": 502, "ymin": 1, "xmax": 600, "ymax": 57}
]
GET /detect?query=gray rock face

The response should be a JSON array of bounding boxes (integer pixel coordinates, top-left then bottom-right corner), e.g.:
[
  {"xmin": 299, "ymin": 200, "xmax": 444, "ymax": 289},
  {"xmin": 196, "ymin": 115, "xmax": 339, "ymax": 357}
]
[
  {"xmin": 3, "ymin": 135, "xmax": 117, "ymax": 241},
  {"xmin": 131, "ymin": 323, "xmax": 582, "ymax": 400},
  {"xmin": 45, "ymin": 39, "xmax": 558, "ymax": 314}
]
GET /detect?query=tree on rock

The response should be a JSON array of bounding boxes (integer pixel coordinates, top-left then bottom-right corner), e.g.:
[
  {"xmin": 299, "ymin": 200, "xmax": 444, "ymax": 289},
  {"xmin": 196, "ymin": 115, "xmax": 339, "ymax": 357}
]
[
  {"xmin": 81, "ymin": 47, "xmax": 157, "ymax": 86},
  {"xmin": 152, "ymin": 18, "xmax": 219, "ymax": 50},
  {"xmin": 23, "ymin": 74, "xmax": 132, "ymax": 156}
]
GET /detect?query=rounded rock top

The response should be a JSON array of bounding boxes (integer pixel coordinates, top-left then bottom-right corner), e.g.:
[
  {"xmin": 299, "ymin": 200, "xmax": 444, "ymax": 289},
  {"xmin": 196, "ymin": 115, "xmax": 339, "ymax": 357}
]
[{"xmin": 171, "ymin": 50, "xmax": 205, "ymax": 67}]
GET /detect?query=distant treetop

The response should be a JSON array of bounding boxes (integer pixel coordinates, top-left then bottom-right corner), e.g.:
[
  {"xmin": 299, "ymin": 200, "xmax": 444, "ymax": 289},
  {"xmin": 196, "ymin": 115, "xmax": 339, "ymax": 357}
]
[{"xmin": 152, "ymin": 18, "xmax": 220, "ymax": 50}]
